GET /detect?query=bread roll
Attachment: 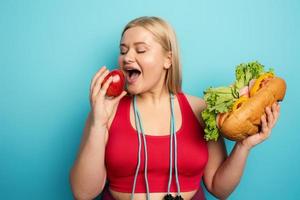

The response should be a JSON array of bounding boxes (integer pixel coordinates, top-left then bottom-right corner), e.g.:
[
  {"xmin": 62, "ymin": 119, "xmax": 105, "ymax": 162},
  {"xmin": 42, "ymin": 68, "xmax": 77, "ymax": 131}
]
[{"xmin": 220, "ymin": 77, "xmax": 286, "ymax": 141}]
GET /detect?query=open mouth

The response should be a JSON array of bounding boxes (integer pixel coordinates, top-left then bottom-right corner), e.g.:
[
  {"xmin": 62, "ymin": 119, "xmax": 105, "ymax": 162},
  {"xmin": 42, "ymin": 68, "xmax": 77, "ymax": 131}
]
[{"xmin": 125, "ymin": 68, "xmax": 141, "ymax": 84}]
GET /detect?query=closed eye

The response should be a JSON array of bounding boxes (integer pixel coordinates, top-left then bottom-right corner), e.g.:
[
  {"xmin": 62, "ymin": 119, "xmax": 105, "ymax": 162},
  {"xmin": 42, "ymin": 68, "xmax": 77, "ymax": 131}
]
[
  {"xmin": 120, "ymin": 44, "xmax": 128, "ymax": 55},
  {"xmin": 137, "ymin": 50, "xmax": 146, "ymax": 54}
]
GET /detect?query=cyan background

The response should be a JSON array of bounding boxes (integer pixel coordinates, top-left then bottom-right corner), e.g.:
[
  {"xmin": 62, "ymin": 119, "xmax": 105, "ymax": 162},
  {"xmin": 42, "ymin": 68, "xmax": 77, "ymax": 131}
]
[{"xmin": 1, "ymin": 0, "xmax": 299, "ymax": 199}]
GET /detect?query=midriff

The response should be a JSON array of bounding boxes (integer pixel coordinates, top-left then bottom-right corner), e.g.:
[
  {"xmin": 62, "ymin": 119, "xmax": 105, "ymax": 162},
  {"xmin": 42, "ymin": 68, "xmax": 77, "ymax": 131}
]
[{"xmin": 110, "ymin": 189, "xmax": 198, "ymax": 200}]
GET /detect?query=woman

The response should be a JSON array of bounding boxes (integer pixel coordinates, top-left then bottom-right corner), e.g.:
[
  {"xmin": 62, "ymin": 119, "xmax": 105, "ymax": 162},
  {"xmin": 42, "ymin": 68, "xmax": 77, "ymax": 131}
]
[{"xmin": 70, "ymin": 16, "xmax": 280, "ymax": 200}]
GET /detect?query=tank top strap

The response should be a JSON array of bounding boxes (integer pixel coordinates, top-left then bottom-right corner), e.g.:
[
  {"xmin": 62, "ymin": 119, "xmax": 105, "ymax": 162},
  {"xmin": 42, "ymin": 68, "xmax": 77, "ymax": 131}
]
[
  {"xmin": 176, "ymin": 92, "xmax": 193, "ymax": 116},
  {"xmin": 176, "ymin": 92, "xmax": 202, "ymax": 130},
  {"xmin": 109, "ymin": 95, "xmax": 132, "ymax": 133}
]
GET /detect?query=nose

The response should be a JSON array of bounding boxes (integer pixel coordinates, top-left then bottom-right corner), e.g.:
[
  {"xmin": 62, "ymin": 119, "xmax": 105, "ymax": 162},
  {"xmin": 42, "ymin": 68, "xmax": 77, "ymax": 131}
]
[
  {"xmin": 118, "ymin": 49, "xmax": 135, "ymax": 68},
  {"xmin": 123, "ymin": 49, "xmax": 135, "ymax": 64}
]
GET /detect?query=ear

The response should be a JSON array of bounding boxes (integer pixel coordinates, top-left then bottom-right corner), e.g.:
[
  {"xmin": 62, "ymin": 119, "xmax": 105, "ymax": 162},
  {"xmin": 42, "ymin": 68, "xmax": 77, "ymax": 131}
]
[{"xmin": 163, "ymin": 51, "xmax": 172, "ymax": 69}]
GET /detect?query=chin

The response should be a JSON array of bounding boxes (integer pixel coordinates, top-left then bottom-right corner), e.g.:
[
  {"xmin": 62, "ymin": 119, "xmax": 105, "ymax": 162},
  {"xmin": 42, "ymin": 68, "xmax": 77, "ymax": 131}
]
[{"xmin": 126, "ymin": 86, "xmax": 139, "ymax": 95}]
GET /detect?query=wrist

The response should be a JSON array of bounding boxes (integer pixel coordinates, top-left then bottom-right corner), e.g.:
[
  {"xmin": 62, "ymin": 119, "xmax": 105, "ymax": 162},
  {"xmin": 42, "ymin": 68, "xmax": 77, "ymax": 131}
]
[
  {"xmin": 236, "ymin": 141, "xmax": 252, "ymax": 152},
  {"xmin": 90, "ymin": 114, "xmax": 108, "ymax": 130},
  {"xmin": 88, "ymin": 123, "xmax": 108, "ymax": 140},
  {"xmin": 90, "ymin": 121, "xmax": 107, "ymax": 131}
]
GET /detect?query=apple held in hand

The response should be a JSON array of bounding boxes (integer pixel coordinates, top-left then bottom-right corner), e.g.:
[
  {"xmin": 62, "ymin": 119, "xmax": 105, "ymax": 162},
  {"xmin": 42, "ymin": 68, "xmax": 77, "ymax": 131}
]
[{"xmin": 102, "ymin": 69, "xmax": 125, "ymax": 97}]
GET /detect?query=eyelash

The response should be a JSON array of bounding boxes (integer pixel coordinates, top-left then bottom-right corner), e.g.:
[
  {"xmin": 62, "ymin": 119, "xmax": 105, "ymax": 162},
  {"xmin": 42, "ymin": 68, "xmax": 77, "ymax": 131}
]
[
  {"xmin": 137, "ymin": 50, "xmax": 146, "ymax": 54},
  {"xmin": 120, "ymin": 49, "xmax": 146, "ymax": 55}
]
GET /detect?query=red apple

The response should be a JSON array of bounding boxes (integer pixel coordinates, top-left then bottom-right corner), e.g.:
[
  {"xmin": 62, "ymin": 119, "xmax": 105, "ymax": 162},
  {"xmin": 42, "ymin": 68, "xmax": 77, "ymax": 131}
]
[{"xmin": 101, "ymin": 69, "xmax": 125, "ymax": 97}]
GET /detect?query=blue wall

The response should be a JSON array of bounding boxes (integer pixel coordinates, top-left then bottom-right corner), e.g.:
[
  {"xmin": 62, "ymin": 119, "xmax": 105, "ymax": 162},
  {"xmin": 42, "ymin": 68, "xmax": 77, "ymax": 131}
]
[{"xmin": 1, "ymin": 0, "xmax": 299, "ymax": 199}]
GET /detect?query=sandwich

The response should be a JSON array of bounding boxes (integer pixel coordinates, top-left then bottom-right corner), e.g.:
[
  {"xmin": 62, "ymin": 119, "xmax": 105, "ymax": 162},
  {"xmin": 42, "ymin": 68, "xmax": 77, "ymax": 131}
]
[{"xmin": 202, "ymin": 61, "xmax": 287, "ymax": 141}]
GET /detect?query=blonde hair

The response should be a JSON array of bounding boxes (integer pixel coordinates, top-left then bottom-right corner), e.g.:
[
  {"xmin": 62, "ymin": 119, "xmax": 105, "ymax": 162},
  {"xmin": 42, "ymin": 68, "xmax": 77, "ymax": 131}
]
[{"xmin": 121, "ymin": 16, "xmax": 182, "ymax": 94}]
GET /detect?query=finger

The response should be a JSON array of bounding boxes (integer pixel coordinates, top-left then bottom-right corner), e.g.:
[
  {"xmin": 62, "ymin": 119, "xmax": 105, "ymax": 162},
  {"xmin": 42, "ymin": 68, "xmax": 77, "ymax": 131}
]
[
  {"xmin": 97, "ymin": 76, "xmax": 113, "ymax": 98},
  {"xmin": 91, "ymin": 70, "xmax": 110, "ymax": 101},
  {"xmin": 271, "ymin": 103, "xmax": 277, "ymax": 111},
  {"xmin": 91, "ymin": 70, "xmax": 109, "ymax": 101},
  {"xmin": 90, "ymin": 67, "xmax": 107, "ymax": 101},
  {"xmin": 265, "ymin": 106, "xmax": 274, "ymax": 126},
  {"xmin": 260, "ymin": 114, "xmax": 269, "ymax": 135},
  {"xmin": 277, "ymin": 103, "xmax": 281, "ymax": 112},
  {"xmin": 272, "ymin": 103, "xmax": 279, "ymax": 116},
  {"xmin": 90, "ymin": 66, "xmax": 107, "ymax": 93},
  {"xmin": 272, "ymin": 103, "xmax": 280, "ymax": 127},
  {"xmin": 112, "ymin": 91, "xmax": 127, "ymax": 103}
]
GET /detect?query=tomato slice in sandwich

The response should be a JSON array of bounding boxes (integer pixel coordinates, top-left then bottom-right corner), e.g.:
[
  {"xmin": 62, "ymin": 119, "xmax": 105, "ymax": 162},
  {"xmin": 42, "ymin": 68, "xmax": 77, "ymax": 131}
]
[{"xmin": 250, "ymin": 73, "xmax": 274, "ymax": 97}]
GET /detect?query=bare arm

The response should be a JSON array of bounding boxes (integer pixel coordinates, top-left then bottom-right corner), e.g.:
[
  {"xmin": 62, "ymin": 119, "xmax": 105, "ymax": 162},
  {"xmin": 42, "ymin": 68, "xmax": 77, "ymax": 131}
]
[
  {"xmin": 203, "ymin": 139, "xmax": 249, "ymax": 199},
  {"xmin": 69, "ymin": 66, "xmax": 127, "ymax": 200},
  {"xmin": 70, "ymin": 113, "xmax": 108, "ymax": 200},
  {"xmin": 204, "ymin": 103, "xmax": 280, "ymax": 199},
  {"xmin": 187, "ymin": 94, "xmax": 280, "ymax": 199}
]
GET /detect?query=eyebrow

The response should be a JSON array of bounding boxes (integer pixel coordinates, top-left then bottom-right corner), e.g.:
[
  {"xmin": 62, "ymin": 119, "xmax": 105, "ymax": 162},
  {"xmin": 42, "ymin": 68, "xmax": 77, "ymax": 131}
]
[{"xmin": 120, "ymin": 42, "xmax": 150, "ymax": 47}]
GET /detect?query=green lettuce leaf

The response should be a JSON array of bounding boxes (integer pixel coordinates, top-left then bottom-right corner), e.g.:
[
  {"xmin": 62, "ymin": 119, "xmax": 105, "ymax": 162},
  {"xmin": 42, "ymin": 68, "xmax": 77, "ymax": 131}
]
[
  {"xmin": 202, "ymin": 86, "xmax": 238, "ymax": 141},
  {"xmin": 235, "ymin": 61, "xmax": 265, "ymax": 90},
  {"xmin": 204, "ymin": 86, "xmax": 238, "ymax": 113},
  {"xmin": 202, "ymin": 109, "xmax": 219, "ymax": 141}
]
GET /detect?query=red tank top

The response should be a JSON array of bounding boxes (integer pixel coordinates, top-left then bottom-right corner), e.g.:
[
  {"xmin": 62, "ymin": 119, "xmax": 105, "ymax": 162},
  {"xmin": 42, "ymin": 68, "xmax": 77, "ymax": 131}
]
[{"xmin": 105, "ymin": 92, "xmax": 208, "ymax": 193}]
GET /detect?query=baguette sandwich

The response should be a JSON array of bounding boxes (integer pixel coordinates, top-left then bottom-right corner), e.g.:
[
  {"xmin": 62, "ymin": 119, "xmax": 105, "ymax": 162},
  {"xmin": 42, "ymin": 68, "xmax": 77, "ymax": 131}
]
[{"xmin": 202, "ymin": 61, "xmax": 287, "ymax": 141}]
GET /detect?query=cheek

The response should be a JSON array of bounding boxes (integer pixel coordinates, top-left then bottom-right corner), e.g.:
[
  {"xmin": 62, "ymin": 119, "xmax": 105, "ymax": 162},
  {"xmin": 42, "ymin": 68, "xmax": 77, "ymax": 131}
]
[
  {"xmin": 139, "ymin": 53, "xmax": 163, "ymax": 69},
  {"xmin": 118, "ymin": 56, "xmax": 123, "ymax": 66},
  {"xmin": 141, "ymin": 58, "xmax": 165, "ymax": 81}
]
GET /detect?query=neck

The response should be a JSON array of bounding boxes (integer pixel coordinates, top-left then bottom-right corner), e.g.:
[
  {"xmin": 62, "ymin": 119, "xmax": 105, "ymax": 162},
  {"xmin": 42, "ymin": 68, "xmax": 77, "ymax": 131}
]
[{"xmin": 136, "ymin": 86, "xmax": 170, "ymax": 107}]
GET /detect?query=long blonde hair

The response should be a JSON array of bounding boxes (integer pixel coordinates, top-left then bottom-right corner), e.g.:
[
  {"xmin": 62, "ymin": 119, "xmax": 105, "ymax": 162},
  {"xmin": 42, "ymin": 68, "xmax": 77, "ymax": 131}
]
[{"xmin": 121, "ymin": 16, "xmax": 182, "ymax": 94}]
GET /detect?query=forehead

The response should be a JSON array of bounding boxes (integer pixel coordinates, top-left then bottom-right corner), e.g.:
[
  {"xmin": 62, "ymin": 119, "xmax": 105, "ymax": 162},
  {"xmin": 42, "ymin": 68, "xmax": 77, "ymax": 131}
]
[{"xmin": 121, "ymin": 26, "xmax": 156, "ymax": 45}]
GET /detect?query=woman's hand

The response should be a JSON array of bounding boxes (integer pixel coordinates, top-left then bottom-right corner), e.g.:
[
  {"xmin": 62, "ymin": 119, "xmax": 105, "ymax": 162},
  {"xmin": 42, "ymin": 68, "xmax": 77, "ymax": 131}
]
[
  {"xmin": 238, "ymin": 102, "xmax": 281, "ymax": 150},
  {"xmin": 89, "ymin": 66, "xmax": 127, "ymax": 127}
]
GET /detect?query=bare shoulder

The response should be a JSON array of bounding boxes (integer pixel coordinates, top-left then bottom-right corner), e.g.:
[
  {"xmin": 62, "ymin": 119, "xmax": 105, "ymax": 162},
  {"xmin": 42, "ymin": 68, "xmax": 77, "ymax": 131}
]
[
  {"xmin": 184, "ymin": 93, "xmax": 207, "ymax": 113},
  {"xmin": 184, "ymin": 93, "xmax": 207, "ymax": 127}
]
